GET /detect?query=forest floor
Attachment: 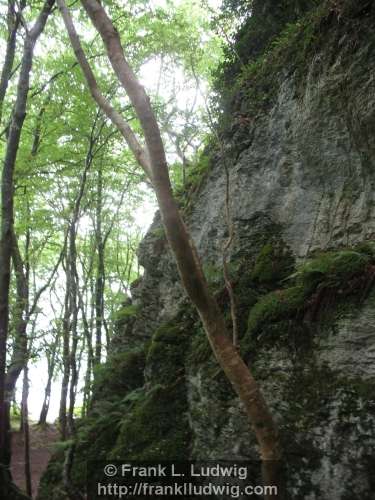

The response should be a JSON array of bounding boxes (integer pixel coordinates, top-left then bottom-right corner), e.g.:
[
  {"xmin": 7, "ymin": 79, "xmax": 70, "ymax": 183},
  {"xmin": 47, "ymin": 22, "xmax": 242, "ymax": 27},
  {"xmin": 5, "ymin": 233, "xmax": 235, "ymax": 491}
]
[{"xmin": 11, "ymin": 424, "xmax": 59, "ymax": 497}]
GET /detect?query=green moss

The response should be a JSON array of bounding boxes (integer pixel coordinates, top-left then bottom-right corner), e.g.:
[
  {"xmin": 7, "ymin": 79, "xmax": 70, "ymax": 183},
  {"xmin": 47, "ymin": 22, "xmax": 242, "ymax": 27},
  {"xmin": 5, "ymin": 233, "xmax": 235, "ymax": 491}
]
[
  {"xmin": 242, "ymin": 248, "xmax": 374, "ymax": 354},
  {"xmin": 216, "ymin": 0, "xmax": 318, "ymax": 92},
  {"xmin": 173, "ymin": 151, "xmax": 212, "ymax": 208},
  {"xmin": 217, "ymin": 0, "xmax": 375, "ymax": 139},
  {"xmin": 149, "ymin": 226, "xmax": 166, "ymax": 240},
  {"xmin": 225, "ymin": 4, "xmax": 326, "ymax": 118},
  {"xmin": 189, "ymin": 325, "xmax": 213, "ymax": 365},
  {"xmin": 251, "ymin": 241, "xmax": 294, "ymax": 286},
  {"xmin": 110, "ymin": 316, "xmax": 192, "ymax": 460},
  {"xmin": 112, "ymin": 301, "xmax": 140, "ymax": 338},
  {"xmin": 296, "ymin": 250, "xmax": 370, "ymax": 291},
  {"xmin": 111, "ymin": 383, "xmax": 190, "ymax": 461},
  {"xmin": 245, "ymin": 285, "xmax": 307, "ymax": 344},
  {"xmin": 93, "ymin": 348, "xmax": 146, "ymax": 401},
  {"xmin": 354, "ymin": 241, "xmax": 375, "ymax": 258},
  {"xmin": 146, "ymin": 319, "xmax": 190, "ymax": 384},
  {"xmin": 113, "ymin": 304, "xmax": 139, "ymax": 321}
]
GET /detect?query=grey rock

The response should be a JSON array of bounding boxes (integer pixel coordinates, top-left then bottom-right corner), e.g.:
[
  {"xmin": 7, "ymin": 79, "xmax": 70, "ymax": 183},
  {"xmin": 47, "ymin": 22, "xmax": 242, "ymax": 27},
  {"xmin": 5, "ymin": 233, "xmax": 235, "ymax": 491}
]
[{"xmin": 116, "ymin": 25, "xmax": 375, "ymax": 500}]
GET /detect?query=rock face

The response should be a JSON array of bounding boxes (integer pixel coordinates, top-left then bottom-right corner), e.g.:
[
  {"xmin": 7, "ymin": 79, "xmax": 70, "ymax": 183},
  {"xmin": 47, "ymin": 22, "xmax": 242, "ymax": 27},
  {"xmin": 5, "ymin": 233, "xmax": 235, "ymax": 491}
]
[
  {"xmin": 116, "ymin": 4, "xmax": 375, "ymax": 499},
  {"xmin": 38, "ymin": 3, "xmax": 375, "ymax": 500}
]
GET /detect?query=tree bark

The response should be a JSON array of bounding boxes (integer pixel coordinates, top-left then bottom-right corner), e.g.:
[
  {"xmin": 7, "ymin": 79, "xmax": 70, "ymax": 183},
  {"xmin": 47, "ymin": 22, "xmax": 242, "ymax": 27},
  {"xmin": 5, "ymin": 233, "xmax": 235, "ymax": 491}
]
[{"xmin": 0, "ymin": 0, "xmax": 55, "ymax": 468}]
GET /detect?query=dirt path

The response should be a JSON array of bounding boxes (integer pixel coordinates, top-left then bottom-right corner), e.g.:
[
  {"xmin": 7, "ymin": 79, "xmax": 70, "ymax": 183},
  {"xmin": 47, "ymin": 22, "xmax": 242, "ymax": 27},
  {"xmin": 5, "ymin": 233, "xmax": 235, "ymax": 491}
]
[{"xmin": 11, "ymin": 424, "xmax": 59, "ymax": 498}]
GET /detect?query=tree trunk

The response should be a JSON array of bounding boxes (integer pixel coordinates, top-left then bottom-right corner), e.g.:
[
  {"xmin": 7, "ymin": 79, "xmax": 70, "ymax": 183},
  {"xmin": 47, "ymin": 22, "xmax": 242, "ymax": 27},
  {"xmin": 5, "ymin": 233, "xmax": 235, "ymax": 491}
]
[
  {"xmin": 60, "ymin": 121, "xmax": 94, "ymax": 438},
  {"xmin": 77, "ymin": 283, "xmax": 93, "ymax": 417},
  {"xmin": 67, "ymin": 223, "xmax": 79, "ymax": 434},
  {"xmin": 38, "ymin": 375, "xmax": 53, "ymax": 427},
  {"xmin": 38, "ymin": 335, "xmax": 59, "ymax": 426},
  {"xmin": 59, "ymin": 254, "xmax": 71, "ymax": 441},
  {"xmin": 60, "ymin": 1, "xmax": 283, "ymax": 496},
  {"xmin": 94, "ymin": 166, "xmax": 104, "ymax": 366},
  {"xmin": 21, "ymin": 366, "xmax": 32, "ymax": 498},
  {"xmin": 0, "ymin": 0, "xmax": 55, "ymax": 468},
  {"xmin": 5, "ymin": 230, "xmax": 29, "ymax": 401}
]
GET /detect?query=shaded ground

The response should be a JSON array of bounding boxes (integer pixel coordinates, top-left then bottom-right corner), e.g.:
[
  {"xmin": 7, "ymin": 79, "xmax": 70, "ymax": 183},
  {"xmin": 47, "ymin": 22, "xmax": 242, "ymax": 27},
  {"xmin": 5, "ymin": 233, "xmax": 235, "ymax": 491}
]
[{"xmin": 11, "ymin": 424, "xmax": 59, "ymax": 498}]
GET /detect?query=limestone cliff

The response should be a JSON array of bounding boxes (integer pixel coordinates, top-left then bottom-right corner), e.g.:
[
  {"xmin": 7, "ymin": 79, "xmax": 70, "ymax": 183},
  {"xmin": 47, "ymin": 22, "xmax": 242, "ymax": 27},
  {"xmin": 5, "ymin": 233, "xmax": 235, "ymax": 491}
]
[{"xmin": 38, "ymin": 1, "xmax": 375, "ymax": 499}]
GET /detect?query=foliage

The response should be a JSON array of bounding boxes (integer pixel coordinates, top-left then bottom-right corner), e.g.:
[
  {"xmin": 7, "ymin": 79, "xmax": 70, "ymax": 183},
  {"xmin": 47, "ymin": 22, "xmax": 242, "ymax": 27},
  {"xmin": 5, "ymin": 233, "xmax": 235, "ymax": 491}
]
[
  {"xmin": 172, "ymin": 149, "xmax": 213, "ymax": 203},
  {"xmin": 37, "ymin": 450, "xmax": 66, "ymax": 500},
  {"xmin": 0, "ymin": 0, "xmax": 223, "ymax": 436},
  {"xmin": 112, "ymin": 303, "xmax": 139, "ymax": 322},
  {"xmin": 213, "ymin": 0, "xmax": 375, "ymax": 129},
  {"xmin": 214, "ymin": 0, "xmax": 319, "ymax": 104}
]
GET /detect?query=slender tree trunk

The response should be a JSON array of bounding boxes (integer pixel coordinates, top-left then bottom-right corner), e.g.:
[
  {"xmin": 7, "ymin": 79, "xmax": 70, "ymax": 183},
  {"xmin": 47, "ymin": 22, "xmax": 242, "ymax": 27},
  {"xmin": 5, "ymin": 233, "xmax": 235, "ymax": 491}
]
[
  {"xmin": 94, "ymin": 166, "xmax": 104, "ymax": 366},
  {"xmin": 39, "ymin": 375, "xmax": 53, "ymax": 427},
  {"xmin": 38, "ymin": 336, "xmax": 59, "ymax": 426},
  {"xmin": 2, "ymin": 230, "xmax": 29, "ymax": 468},
  {"xmin": 77, "ymin": 283, "xmax": 93, "ymax": 417},
  {"xmin": 5, "ymin": 231, "xmax": 29, "ymax": 400},
  {"xmin": 60, "ymin": 2, "xmax": 283, "ymax": 496},
  {"xmin": 67, "ymin": 224, "xmax": 79, "ymax": 433},
  {"xmin": 0, "ymin": 1, "xmax": 55, "ymax": 468},
  {"xmin": 59, "ymin": 255, "xmax": 71, "ymax": 441},
  {"xmin": 60, "ymin": 120, "xmax": 94, "ymax": 438},
  {"xmin": 21, "ymin": 366, "xmax": 32, "ymax": 498}
]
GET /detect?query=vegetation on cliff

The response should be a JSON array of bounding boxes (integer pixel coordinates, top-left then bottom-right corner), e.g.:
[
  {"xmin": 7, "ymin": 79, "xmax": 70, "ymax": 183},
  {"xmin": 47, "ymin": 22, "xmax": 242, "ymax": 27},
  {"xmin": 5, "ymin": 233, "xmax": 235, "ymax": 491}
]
[{"xmin": 1, "ymin": 0, "xmax": 374, "ymax": 498}]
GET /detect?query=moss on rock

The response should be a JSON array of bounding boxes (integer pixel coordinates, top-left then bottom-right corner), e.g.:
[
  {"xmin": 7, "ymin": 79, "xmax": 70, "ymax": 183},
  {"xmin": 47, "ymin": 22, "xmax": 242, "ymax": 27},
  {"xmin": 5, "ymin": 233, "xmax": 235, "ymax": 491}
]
[
  {"xmin": 297, "ymin": 250, "xmax": 371, "ymax": 291},
  {"xmin": 93, "ymin": 347, "xmax": 146, "ymax": 401},
  {"xmin": 111, "ymin": 316, "xmax": 192, "ymax": 460},
  {"xmin": 146, "ymin": 320, "xmax": 189, "ymax": 384},
  {"xmin": 251, "ymin": 241, "xmax": 294, "ymax": 286},
  {"xmin": 242, "ymin": 247, "xmax": 374, "ymax": 355},
  {"xmin": 111, "ymin": 383, "xmax": 191, "ymax": 461}
]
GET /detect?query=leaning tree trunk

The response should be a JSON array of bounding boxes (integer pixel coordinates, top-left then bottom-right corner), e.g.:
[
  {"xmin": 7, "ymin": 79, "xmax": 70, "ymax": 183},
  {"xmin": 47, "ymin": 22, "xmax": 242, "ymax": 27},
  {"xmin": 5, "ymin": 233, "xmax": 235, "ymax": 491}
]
[
  {"xmin": 59, "ymin": 0, "xmax": 283, "ymax": 496},
  {"xmin": 0, "ymin": 0, "xmax": 55, "ymax": 469}
]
